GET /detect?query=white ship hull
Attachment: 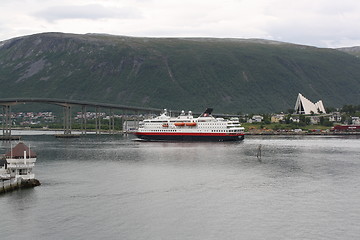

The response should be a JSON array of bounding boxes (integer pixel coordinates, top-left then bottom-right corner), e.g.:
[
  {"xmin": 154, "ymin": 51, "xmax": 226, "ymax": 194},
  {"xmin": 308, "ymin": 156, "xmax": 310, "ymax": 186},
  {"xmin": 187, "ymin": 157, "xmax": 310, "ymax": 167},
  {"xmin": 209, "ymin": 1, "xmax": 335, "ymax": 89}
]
[{"xmin": 134, "ymin": 108, "xmax": 245, "ymax": 142}]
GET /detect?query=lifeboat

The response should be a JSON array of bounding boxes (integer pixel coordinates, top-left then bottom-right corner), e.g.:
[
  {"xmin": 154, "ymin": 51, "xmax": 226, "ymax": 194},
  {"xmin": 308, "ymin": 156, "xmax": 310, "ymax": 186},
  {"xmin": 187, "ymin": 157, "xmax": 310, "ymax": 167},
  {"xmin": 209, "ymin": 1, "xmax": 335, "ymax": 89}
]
[
  {"xmin": 185, "ymin": 122, "xmax": 197, "ymax": 126},
  {"xmin": 162, "ymin": 123, "xmax": 169, "ymax": 127},
  {"xmin": 174, "ymin": 122, "xmax": 185, "ymax": 126}
]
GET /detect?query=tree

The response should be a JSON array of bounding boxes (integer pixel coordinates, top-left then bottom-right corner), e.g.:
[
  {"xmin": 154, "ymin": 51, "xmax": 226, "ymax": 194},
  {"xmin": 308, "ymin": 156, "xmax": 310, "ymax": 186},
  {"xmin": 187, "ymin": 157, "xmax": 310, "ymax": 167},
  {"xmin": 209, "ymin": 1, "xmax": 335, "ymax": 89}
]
[
  {"xmin": 285, "ymin": 114, "xmax": 292, "ymax": 124},
  {"xmin": 342, "ymin": 105, "xmax": 356, "ymax": 114},
  {"xmin": 299, "ymin": 114, "xmax": 306, "ymax": 124},
  {"xmin": 262, "ymin": 114, "xmax": 271, "ymax": 124},
  {"xmin": 325, "ymin": 106, "xmax": 336, "ymax": 113}
]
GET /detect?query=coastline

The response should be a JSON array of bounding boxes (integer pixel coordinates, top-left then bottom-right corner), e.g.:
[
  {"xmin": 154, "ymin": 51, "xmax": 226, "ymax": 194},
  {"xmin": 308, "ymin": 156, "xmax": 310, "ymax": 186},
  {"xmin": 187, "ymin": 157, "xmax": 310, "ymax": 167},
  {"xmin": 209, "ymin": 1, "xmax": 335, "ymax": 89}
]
[
  {"xmin": 1, "ymin": 128, "xmax": 359, "ymax": 136},
  {"xmin": 245, "ymin": 131, "xmax": 360, "ymax": 136}
]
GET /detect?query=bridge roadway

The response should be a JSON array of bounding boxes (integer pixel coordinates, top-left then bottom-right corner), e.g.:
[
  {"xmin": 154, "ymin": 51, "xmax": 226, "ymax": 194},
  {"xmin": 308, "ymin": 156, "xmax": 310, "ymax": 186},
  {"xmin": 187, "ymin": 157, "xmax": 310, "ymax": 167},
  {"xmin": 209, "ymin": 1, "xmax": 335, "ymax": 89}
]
[
  {"xmin": 0, "ymin": 98, "xmax": 239, "ymax": 137},
  {"xmin": 0, "ymin": 98, "xmax": 163, "ymax": 112}
]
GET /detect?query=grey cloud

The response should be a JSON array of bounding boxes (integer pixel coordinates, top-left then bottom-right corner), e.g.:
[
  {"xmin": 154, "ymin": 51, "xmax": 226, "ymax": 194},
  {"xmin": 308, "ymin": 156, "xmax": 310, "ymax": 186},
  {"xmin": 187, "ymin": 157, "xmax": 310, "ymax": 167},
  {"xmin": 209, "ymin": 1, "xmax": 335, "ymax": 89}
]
[
  {"xmin": 267, "ymin": 22, "xmax": 360, "ymax": 47},
  {"xmin": 35, "ymin": 4, "xmax": 142, "ymax": 21}
]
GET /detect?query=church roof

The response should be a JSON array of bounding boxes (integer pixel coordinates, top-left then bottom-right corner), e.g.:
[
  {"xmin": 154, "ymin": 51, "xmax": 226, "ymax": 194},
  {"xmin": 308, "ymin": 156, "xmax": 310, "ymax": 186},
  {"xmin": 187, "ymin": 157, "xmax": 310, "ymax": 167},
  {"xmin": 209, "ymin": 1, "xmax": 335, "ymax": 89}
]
[
  {"xmin": 294, "ymin": 93, "xmax": 326, "ymax": 114},
  {"xmin": 5, "ymin": 142, "xmax": 37, "ymax": 159}
]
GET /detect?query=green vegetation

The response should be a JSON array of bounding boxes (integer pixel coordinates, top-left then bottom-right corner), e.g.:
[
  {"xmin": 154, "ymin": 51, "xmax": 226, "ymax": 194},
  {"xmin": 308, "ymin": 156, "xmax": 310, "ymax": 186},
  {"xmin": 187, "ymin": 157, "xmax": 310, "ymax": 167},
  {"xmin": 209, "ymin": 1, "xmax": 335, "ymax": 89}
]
[
  {"xmin": 243, "ymin": 104, "xmax": 360, "ymax": 132},
  {"xmin": 1, "ymin": 33, "xmax": 360, "ymax": 114},
  {"xmin": 242, "ymin": 122, "xmax": 331, "ymax": 132}
]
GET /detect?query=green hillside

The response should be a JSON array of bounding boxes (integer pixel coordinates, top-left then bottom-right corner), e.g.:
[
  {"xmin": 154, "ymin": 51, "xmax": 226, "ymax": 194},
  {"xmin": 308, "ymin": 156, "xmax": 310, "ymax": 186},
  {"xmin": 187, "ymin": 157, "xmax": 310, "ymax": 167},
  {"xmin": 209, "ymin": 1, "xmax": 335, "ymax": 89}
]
[
  {"xmin": 0, "ymin": 32, "xmax": 359, "ymax": 113},
  {"xmin": 338, "ymin": 46, "xmax": 360, "ymax": 57}
]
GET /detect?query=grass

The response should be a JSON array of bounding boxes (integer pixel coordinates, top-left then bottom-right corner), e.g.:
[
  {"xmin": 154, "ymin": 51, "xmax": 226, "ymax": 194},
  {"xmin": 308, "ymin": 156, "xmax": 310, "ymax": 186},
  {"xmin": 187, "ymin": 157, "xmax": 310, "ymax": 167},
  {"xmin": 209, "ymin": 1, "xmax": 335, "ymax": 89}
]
[{"xmin": 241, "ymin": 122, "xmax": 332, "ymax": 132}]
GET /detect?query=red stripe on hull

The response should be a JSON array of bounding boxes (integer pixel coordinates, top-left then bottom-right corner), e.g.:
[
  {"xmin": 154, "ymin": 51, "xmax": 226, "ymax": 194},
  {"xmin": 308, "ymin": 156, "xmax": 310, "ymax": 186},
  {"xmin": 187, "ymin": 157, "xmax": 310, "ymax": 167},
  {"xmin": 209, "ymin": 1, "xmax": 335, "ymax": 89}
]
[
  {"xmin": 135, "ymin": 132, "xmax": 244, "ymax": 136},
  {"xmin": 134, "ymin": 132, "xmax": 245, "ymax": 141}
]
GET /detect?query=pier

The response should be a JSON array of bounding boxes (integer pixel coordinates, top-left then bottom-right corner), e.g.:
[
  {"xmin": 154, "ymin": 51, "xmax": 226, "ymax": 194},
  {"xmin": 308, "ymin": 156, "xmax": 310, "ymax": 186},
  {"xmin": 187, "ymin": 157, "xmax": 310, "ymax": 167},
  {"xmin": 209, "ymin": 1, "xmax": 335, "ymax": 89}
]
[{"xmin": 1, "ymin": 177, "xmax": 40, "ymax": 194}]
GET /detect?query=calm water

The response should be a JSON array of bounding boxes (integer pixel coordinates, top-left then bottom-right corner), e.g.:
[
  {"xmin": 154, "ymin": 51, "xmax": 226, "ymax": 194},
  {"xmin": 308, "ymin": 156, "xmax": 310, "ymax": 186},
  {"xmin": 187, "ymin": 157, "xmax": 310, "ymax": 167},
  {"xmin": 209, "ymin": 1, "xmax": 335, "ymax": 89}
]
[{"xmin": 1, "ymin": 133, "xmax": 360, "ymax": 240}]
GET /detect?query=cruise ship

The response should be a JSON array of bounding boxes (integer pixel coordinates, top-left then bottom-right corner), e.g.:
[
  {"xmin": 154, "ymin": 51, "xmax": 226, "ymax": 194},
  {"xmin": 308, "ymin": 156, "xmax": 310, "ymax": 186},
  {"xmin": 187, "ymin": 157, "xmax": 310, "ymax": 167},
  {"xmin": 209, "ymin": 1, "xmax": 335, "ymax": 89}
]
[{"xmin": 134, "ymin": 108, "xmax": 245, "ymax": 141}]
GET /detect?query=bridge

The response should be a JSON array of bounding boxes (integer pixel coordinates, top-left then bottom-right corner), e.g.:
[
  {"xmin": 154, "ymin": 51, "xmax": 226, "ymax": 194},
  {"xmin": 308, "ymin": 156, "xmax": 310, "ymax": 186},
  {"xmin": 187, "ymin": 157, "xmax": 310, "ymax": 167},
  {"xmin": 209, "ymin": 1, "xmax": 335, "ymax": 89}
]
[
  {"xmin": 0, "ymin": 98, "xmax": 239, "ymax": 138},
  {"xmin": 0, "ymin": 98, "xmax": 164, "ymax": 138}
]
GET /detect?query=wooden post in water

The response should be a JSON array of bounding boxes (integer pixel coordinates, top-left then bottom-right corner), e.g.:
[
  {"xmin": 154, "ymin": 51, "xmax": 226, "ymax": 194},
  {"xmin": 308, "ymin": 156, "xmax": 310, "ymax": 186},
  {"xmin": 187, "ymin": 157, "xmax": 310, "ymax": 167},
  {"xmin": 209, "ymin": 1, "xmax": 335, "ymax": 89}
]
[{"xmin": 257, "ymin": 144, "xmax": 262, "ymax": 162}]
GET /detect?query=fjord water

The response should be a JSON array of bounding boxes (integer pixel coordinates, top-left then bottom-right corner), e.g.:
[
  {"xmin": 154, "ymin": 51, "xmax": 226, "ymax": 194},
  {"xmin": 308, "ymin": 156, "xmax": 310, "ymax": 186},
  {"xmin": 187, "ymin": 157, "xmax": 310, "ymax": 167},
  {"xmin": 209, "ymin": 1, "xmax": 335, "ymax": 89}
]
[{"xmin": 1, "ymin": 134, "xmax": 360, "ymax": 240}]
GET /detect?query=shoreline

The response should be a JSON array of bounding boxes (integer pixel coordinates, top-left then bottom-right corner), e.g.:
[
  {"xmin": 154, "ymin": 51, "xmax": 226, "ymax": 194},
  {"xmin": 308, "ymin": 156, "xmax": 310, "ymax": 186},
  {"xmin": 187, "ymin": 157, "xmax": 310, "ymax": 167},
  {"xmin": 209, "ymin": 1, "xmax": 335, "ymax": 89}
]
[
  {"xmin": 1, "ymin": 128, "xmax": 359, "ymax": 136},
  {"xmin": 245, "ymin": 131, "xmax": 360, "ymax": 136}
]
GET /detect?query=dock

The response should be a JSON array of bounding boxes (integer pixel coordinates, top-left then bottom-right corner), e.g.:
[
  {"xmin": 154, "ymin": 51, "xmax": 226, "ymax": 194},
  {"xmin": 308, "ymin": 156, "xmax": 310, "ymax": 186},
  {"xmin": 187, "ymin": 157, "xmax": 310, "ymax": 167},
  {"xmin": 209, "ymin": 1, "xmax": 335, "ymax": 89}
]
[
  {"xmin": 54, "ymin": 134, "xmax": 81, "ymax": 138},
  {"xmin": 0, "ymin": 136, "xmax": 21, "ymax": 141},
  {"xmin": 0, "ymin": 178, "xmax": 40, "ymax": 194}
]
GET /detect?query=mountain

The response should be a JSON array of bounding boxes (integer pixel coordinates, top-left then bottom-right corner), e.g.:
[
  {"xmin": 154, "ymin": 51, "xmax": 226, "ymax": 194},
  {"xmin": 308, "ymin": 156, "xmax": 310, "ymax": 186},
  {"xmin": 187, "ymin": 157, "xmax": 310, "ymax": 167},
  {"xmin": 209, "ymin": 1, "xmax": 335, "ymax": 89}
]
[
  {"xmin": 0, "ymin": 32, "xmax": 359, "ymax": 113},
  {"xmin": 337, "ymin": 46, "xmax": 360, "ymax": 57}
]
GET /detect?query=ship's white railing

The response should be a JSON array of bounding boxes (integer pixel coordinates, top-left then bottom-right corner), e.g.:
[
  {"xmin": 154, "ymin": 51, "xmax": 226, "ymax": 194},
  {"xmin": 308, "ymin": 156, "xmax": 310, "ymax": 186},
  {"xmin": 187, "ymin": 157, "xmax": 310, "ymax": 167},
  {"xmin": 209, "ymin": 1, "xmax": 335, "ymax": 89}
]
[
  {"xmin": 7, "ymin": 158, "xmax": 36, "ymax": 164},
  {"xmin": 17, "ymin": 174, "xmax": 35, "ymax": 180},
  {"xmin": 6, "ymin": 163, "xmax": 35, "ymax": 169}
]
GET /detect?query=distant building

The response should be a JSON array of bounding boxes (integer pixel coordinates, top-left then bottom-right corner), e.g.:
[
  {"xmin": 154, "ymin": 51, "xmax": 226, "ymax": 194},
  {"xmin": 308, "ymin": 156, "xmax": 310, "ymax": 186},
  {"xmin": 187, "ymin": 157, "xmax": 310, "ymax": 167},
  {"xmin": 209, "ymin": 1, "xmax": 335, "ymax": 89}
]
[
  {"xmin": 123, "ymin": 120, "xmax": 139, "ymax": 132},
  {"xmin": 328, "ymin": 112, "xmax": 342, "ymax": 122},
  {"xmin": 248, "ymin": 115, "xmax": 263, "ymax": 123},
  {"xmin": 352, "ymin": 117, "xmax": 360, "ymax": 125},
  {"xmin": 271, "ymin": 114, "xmax": 285, "ymax": 123},
  {"xmin": 309, "ymin": 116, "xmax": 321, "ymax": 124},
  {"xmin": 294, "ymin": 93, "xmax": 326, "ymax": 114},
  {"xmin": 290, "ymin": 116, "xmax": 300, "ymax": 123}
]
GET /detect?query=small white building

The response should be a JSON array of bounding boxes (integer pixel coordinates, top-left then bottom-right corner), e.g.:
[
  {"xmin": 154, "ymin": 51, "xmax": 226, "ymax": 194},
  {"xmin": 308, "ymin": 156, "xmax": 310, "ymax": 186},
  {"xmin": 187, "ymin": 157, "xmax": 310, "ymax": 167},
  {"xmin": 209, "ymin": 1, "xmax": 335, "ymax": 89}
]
[
  {"xmin": 309, "ymin": 116, "xmax": 320, "ymax": 124},
  {"xmin": 248, "ymin": 115, "xmax": 263, "ymax": 123},
  {"xmin": 352, "ymin": 117, "xmax": 360, "ymax": 125},
  {"xmin": 271, "ymin": 114, "xmax": 285, "ymax": 123},
  {"xmin": 0, "ymin": 142, "xmax": 37, "ymax": 180},
  {"xmin": 328, "ymin": 112, "xmax": 342, "ymax": 122}
]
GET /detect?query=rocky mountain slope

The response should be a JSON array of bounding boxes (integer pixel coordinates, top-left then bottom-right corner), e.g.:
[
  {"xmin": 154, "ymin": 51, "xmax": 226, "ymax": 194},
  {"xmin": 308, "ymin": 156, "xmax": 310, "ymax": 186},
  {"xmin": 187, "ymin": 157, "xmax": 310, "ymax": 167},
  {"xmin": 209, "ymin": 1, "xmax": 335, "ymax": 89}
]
[{"xmin": 0, "ymin": 32, "xmax": 359, "ymax": 113}]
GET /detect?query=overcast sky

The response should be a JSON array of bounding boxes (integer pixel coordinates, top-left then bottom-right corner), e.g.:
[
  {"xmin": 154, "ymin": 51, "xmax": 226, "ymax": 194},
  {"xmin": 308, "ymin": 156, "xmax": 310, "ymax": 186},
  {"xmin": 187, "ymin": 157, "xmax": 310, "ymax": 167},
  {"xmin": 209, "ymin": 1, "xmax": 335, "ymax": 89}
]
[{"xmin": 1, "ymin": 0, "xmax": 360, "ymax": 48}]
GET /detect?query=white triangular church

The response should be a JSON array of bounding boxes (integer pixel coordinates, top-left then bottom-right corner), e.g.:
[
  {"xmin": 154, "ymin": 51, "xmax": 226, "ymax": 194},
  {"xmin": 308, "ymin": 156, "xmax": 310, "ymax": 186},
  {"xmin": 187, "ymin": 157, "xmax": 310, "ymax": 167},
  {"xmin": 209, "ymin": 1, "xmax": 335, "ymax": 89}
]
[{"xmin": 294, "ymin": 93, "xmax": 326, "ymax": 114}]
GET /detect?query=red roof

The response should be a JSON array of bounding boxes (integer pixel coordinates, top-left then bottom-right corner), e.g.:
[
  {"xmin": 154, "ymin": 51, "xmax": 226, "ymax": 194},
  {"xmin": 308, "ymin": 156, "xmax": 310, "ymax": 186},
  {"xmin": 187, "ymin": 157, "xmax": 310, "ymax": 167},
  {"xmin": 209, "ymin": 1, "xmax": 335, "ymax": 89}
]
[{"xmin": 5, "ymin": 142, "xmax": 37, "ymax": 158}]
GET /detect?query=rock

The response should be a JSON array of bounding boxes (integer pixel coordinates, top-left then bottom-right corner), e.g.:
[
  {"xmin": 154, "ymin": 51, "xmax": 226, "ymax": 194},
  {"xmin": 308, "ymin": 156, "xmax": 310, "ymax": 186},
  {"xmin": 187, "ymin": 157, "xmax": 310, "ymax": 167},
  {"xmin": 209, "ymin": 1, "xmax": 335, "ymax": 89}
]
[{"xmin": 20, "ymin": 178, "xmax": 41, "ymax": 188}]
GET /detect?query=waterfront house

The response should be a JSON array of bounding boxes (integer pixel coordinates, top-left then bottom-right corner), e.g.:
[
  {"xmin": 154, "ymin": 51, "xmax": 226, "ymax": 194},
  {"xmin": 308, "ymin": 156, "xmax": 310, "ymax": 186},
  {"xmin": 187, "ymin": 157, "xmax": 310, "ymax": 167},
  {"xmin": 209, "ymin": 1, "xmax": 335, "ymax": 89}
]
[{"xmin": 3, "ymin": 142, "xmax": 37, "ymax": 180}]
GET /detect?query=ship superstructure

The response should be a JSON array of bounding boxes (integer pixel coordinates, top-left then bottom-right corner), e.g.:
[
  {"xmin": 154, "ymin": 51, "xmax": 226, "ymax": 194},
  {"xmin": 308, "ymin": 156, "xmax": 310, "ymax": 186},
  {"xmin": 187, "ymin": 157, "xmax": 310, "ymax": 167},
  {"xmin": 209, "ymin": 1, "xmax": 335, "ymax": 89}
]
[{"xmin": 134, "ymin": 108, "xmax": 245, "ymax": 141}]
